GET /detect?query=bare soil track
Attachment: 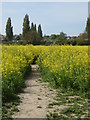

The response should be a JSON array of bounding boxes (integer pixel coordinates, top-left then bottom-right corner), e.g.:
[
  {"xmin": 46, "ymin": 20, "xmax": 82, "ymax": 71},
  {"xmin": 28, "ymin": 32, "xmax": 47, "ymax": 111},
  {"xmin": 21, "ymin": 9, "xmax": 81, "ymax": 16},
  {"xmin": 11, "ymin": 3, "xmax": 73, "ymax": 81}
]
[
  {"xmin": 12, "ymin": 65, "xmax": 88, "ymax": 119},
  {"xmin": 13, "ymin": 65, "xmax": 57, "ymax": 118}
]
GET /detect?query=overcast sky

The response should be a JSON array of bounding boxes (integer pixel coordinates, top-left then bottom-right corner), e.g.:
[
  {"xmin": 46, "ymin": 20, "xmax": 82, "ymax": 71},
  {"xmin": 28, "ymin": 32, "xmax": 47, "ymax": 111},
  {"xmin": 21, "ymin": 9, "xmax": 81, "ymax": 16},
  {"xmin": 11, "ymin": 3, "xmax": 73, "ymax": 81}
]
[
  {"xmin": 89, "ymin": 1, "xmax": 90, "ymax": 16},
  {"xmin": 1, "ymin": 2, "xmax": 88, "ymax": 36}
]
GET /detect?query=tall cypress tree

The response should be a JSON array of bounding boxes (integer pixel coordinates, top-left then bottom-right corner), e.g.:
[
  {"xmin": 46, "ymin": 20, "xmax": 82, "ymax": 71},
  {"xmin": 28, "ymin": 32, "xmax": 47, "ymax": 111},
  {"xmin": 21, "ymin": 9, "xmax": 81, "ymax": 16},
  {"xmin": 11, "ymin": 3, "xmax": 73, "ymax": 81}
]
[
  {"xmin": 23, "ymin": 14, "xmax": 30, "ymax": 37},
  {"xmin": 38, "ymin": 24, "xmax": 42, "ymax": 38},
  {"xmin": 86, "ymin": 16, "xmax": 90, "ymax": 41},
  {"xmin": 34, "ymin": 24, "xmax": 36, "ymax": 31},
  {"xmin": 6, "ymin": 17, "xmax": 13, "ymax": 41},
  {"xmin": 31, "ymin": 22, "xmax": 34, "ymax": 31},
  {"xmin": 31, "ymin": 23, "xmax": 37, "ymax": 32}
]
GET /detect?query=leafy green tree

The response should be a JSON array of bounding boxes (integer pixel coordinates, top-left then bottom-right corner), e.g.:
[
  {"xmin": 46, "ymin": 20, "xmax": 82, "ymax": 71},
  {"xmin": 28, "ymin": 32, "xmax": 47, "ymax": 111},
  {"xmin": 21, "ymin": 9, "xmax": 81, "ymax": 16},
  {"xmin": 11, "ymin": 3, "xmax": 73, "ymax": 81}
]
[
  {"xmin": 38, "ymin": 24, "xmax": 42, "ymax": 38},
  {"xmin": 53, "ymin": 33, "xmax": 67, "ymax": 45},
  {"xmin": 6, "ymin": 17, "xmax": 13, "ymax": 41},
  {"xmin": 24, "ymin": 31, "xmax": 41, "ymax": 45},
  {"xmin": 60, "ymin": 32, "xmax": 67, "ymax": 38},
  {"xmin": 50, "ymin": 34, "xmax": 56, "ymax": 40},
  {"xmin": 54, "ymin": 35, "xmax": 66, "ymax": 45},
  {"xmin": 76, "ymin": 33, "xmax": 88, "ymax": 45},
  {"xmin": 22, "ymin": 14, "xmax": 30, "ymax": 37}
]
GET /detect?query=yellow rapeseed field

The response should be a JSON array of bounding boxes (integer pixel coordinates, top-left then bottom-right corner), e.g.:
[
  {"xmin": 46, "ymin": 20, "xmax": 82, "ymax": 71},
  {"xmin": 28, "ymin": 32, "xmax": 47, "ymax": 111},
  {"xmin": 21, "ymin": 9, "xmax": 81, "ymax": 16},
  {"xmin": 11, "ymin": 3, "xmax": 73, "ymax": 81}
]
[
  {"xmin": 38, "ymin": 46, "xmax": 88, "ymax": 92},
  {"xmin": 2, "ymin": 45, "xmax": 34, "ymax": 100},
  {"xmin": 2, "ymin": 45, "xmax": 88, "ymax": 100}
]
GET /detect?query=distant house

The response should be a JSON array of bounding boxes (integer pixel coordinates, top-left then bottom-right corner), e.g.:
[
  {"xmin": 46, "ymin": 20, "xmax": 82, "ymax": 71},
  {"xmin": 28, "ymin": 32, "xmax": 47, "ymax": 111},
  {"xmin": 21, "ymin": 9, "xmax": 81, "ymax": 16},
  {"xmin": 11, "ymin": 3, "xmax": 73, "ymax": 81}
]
[
  {"xmin": 16, "ymin": 35, "xmax": 20, "ymax": 41},
  {"xmin": 49, "ymin": 39, "xmax": 53, "ymax": 44},
  {"xmin": 12, "ymin": 39, "xmax": 15, "ymax": 43},
  {"xmin": 0, "ymin": 34, "xmax": 5, "ymax": 43},
  {"xmin": 66, "ymin": 36, "xmax": 77, "ymax": 40},
  {"xmin": 84, "ymin": 38, "xmax": 88, "ymax": 41},
  {"xmin": 72, "ymin": 36, "xmax": 77, "ymax": 39},
  {"xmin": 66, "ymin": 36, "xmax": 71, "ymax": 40}
]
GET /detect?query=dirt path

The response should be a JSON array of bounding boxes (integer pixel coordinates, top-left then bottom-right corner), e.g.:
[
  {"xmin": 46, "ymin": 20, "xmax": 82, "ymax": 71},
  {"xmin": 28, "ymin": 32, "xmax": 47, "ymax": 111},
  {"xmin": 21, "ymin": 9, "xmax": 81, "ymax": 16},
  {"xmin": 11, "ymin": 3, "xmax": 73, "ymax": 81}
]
[
  {"xmin": 13, "ymin": 65, "xmax": 57, "ymax": 118},
  {"xmin": 12, "ymin": 64, "xmax": 88, "ymax": 119}
]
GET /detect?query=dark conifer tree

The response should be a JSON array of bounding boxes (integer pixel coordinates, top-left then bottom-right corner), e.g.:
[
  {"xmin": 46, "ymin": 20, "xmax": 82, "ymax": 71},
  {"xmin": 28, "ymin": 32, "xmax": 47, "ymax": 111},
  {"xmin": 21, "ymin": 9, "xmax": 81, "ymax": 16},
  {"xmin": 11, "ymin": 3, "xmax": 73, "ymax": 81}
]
[
  {"xmin": 31, "ymin": 22, "xmax": 34, "ymax": 31},
  {"xmin": 34, "ymin": 24, "xmax": 36, "ymax": 31},
  {"xmin": 86, "ymin": 16, "xmax": 90, "ymax": 41},
  {"xmin": 22, "ymin": 14, "xmax": 30, "ymax": 37},
  {"xmin": 38, "ymin": 24, "xmax": 42, "ymax": 38},
  {"xmin": 6, "ymin": 17, "xmax": 13, "ymax": 41}
]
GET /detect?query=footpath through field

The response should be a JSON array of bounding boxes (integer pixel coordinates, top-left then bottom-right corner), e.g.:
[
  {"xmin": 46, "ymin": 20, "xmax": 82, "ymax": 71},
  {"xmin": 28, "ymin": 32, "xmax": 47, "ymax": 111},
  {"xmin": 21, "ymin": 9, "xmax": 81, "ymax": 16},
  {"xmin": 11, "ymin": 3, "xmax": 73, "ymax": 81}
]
[{"xmin": 12, "ymin": 64, "xmax": 57, "ymax": 118}]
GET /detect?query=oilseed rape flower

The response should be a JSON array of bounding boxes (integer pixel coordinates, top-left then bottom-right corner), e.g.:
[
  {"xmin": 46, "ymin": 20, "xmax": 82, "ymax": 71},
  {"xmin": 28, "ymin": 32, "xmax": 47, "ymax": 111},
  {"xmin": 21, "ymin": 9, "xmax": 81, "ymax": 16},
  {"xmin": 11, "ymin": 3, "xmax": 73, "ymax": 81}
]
[
  {"xmin": 38, "ymin": 46, "xmax": 88, "ymax": 92},
  {"xmin": 1, "ymin": 45, "xmax": 88, "ymax": 101},
  {"xmin": 2, "ymin": 45, "xmax": 34, "ymax": 100}
]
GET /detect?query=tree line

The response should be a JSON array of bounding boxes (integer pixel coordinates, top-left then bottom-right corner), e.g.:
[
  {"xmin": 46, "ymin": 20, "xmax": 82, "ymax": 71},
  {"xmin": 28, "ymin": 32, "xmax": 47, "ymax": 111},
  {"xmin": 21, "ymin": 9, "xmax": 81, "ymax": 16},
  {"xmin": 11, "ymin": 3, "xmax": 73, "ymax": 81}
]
[
  {"xmin": 5, "ymin": 14, "xmax": 90, "ymax": 45},
  {"xmin": 43, "ymin": 16, "xmax": 90, "ymax": 45},
  {"xmin": 5, "ymin": 14, "xmax": 42, "ymax": 45}
]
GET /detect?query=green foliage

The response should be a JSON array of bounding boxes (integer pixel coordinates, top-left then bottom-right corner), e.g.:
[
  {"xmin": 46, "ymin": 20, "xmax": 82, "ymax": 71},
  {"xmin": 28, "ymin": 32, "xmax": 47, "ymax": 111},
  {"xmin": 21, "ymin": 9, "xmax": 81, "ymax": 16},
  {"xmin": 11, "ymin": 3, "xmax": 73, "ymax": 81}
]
[
  {"xmin": 38, "ymin": 24, "xmax": 42, "ymax": 38},
  {"xmin": 60, "ymin": 32, "xmax": 67, "ymax": 38},
  {"xmin": 54, "ymin": 35, "xmax": 66, "ymax": 45},
  {"xmin": 2, "ymin": 100, "xmax": 20, "ymax": 119},
  {"xmin": 38, "ymin": 46, "xmax": 88, "ymax": 93},
  {"xmin": 24, "ymin": 31, "xmax": 41, "ymax": 45},
  {"xmin": 34, "ymin": 24, "xmax": 36, "ymax": 31},
  {"xmin": 86, "ymin": 16, "xmax": 90, "ymax": 41},
  {"xmin": 22, "ymin": 15, "xmax": 42, "ymax": 45},
  {"xmin": 4, "ymin": 14, "xmax": 89, "ymax": 45},
  {"xmin": 53, "ymin": 32, "xmax": 67, "ymax": 45},
  {"xmin": 31, "ymin": 23, "xmax": 36, "ymax": 31},
  {"xmin": 47, "ymin": 89, "xmax": 88, "ymax": 119},
  {"xmin": 76, "ymin": 33, "xmax": 89, "ymax": 45},
  {"xmin": 2, "ymin": 45, "xmax": 33, "ymax": 101},
  {"xmin": 22, "ymin": 14, "xmax": 30, "ymax": 37},
  {"xmin": 50, "ymin": 34, "xmax": 56, "ymax": 40},
  {"xmin": 6, "ymin": 17, "xmax": 13, "ymax": 41},
  {"xmin": 2, "ymin": 45, "xmax": 88, "ymax": 119},
  {"xmin": 86, "ymin": 16, "xmax": 90, "ymax": 32},
  {"xmin": 31, "ymin": 22, "xmax": 34, "ymax": 31}
]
